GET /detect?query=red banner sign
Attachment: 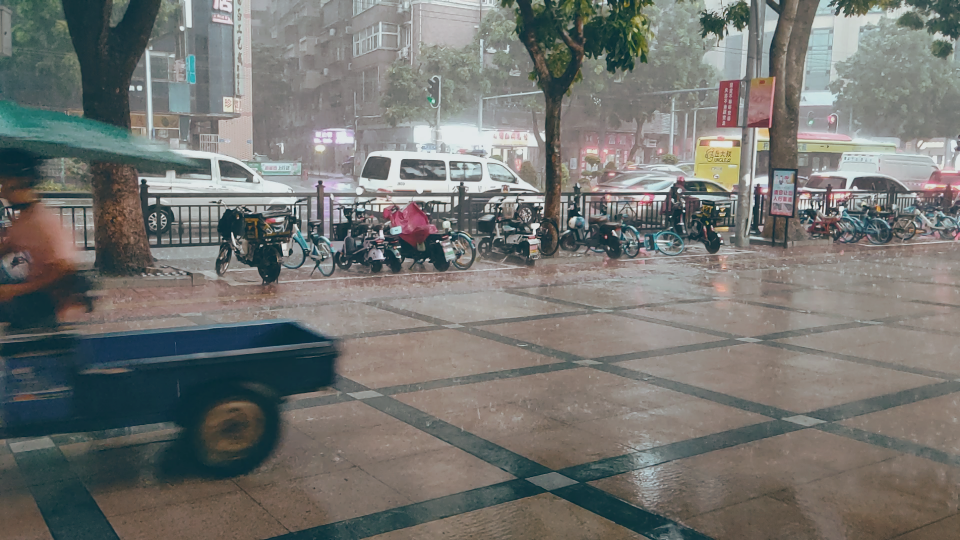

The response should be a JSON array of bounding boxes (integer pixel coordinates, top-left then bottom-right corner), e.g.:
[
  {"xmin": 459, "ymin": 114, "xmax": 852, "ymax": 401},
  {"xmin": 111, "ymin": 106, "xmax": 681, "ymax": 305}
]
[{"xmin": 716, "ymin": 80, "xmax": 740, "ymax": 128}]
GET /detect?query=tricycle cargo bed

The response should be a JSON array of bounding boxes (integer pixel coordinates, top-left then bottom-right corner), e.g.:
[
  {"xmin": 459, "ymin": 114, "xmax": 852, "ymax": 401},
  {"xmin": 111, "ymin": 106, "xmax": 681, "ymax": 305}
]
[{"xmin": 0, "ymin": 320, "xmax": 337, "ymax": 437}]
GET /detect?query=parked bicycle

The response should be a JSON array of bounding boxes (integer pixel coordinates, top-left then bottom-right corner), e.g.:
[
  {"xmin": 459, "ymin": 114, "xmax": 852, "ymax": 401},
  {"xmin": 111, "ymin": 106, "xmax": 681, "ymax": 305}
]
[
  {"xmin": 906, "ymin": 205, "xmax": 959, "ymax": 239},
  {"xmin": 280, "ymin": 199, "xmax": 336, "ymax": 276},
  {"xmin": 558, "ymin": 197, "xmax": 624, "ymax": 259}
]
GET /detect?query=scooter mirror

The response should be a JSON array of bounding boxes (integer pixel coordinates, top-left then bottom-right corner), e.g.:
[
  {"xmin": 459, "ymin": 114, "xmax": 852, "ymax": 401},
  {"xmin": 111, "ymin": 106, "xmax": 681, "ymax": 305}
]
[{"xmin": 356, "ymin": 186, "xmax": 364, "ymax": 196}]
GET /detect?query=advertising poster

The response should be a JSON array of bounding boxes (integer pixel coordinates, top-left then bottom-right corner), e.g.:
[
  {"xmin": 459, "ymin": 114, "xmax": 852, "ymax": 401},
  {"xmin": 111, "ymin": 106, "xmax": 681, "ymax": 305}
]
[
  {"xmin": 747, "ymin": 77, "xmax": 775, "ymax": 128},
  {"xmin": 770, "ymin": 168, "xmax": 798, "ymax": 217}
]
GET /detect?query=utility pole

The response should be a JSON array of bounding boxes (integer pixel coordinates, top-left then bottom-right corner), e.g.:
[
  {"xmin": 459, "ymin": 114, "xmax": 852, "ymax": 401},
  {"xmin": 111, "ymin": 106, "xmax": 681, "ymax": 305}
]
[
  {"xmin": 668, "ymin": 96, "xmax": 676, "ymax": 157},
  {"xmin": 734, "ymin": 0, "xmax": 764, "ymax": 247},
  {"xmin": 682, "ymin": 112, "xmax": 688, "ymax": 160},
  {"xmin": 145, "ymin": 46, "xmax": 154, "ymax": 139}
]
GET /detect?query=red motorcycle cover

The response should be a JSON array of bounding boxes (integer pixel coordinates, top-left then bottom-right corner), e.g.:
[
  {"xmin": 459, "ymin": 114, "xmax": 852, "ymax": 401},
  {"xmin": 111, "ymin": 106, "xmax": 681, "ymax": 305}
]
[{"xmin": 383, "ymin": 202, "xmax": 437, "ymax": 245}]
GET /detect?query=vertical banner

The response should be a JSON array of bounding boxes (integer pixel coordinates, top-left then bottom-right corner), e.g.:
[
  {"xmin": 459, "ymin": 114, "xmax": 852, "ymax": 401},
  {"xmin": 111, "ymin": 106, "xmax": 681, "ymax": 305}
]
[
  {"xmin": 747, "ymin": 77, "xmax": 776, "ymax": 128},
  {"xmin": 770, "ymin": 168, "xmax": 798, "ymax": 217},
  {"xmin": 716, "ymin": 80, "xmax": 740, "ymax": 128},
  {"xmin": 234, "ymin": 0, "xmax": 244, "ymax": 95}
]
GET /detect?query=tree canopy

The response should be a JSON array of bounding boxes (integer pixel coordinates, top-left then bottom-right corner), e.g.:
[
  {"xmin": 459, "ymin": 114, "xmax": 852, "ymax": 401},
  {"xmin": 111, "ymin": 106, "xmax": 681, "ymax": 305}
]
[{"xmin": 831, "ymin": 18, "xmax": 960, "ymax": 141}]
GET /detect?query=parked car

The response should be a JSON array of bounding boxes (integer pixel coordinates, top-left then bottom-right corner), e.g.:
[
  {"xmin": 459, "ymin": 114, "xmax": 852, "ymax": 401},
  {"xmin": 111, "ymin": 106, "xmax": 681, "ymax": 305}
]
[
  {"xmin": 925, "ymin": 169, "xmax": 960, "ymax": 190},
  {"xmin": 593, "ymin": 174, "xmax": 733, "ymax": 221},
  {"xmin": 801, "ymin": 171, "xmax": 915, "ymax": 209},
  {"xmin": 838, "ymin": 152, "xmax": 938, "ymax": 190},
  {"xmin": 358, "ymin": 151, "xmax": 539, "ymax": 196},
  {"xmin": 139, "ymin": 149, "xmax": 296, "ymax": 234}
]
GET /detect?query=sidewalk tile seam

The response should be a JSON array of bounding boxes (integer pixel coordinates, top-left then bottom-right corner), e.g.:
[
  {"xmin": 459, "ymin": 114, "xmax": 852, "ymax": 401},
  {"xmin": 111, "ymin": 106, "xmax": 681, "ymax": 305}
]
[
  {"xmin": 815, "ymin": 423, "xmax": 960, "ymax": 469},
  {"xmin": 264, "ymin": 479, "xmax": 545, "ymax": 540},
  {"xmin": 761, "ymin": 341, "xmax": 958, "ymax": 380},
  {"xmin": 606, "ymin": 311, "xmax": 741, "ymax": 339},
  {"xmin": 804, "ymin": 380, "xmax": 960, "ymax": 422},
  {"xmin": 374, "ymin": 362, "xmax": 578, "ymax": 396},
  {"xmin": 553, "ymin": 482, "xmax": 714, "ymax": 540},
  {"xmin": 592, "ymin": 338, "xmax": 745, "ymax": 364}
]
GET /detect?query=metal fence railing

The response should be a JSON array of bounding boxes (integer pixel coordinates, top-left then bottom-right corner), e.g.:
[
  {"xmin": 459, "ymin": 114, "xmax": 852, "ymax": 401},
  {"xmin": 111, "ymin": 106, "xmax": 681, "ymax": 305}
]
[{"xmin": 34, "ymin": 181, "xmax": 958, "ymax": 251}]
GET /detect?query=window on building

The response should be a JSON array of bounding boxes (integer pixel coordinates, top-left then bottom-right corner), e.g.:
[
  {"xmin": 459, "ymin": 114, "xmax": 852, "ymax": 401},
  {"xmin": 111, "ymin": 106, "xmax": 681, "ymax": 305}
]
[
  {"xmin": 608, "ymin": 135, "xmax": 616, "ymax": 145},
  {"xmin": 362, "ymin": 68, "xmax": 379, "ymax": 102},
  {"xmin": 805, "ymin": 28, "xmax": 833, "ymax": 91},
  {"xmin": 816, "ymin": 0, "xmax": 834, "ymax": 15},
  {"xmin": 353, "ymin": 22, "xmax": 400, "ymax": 56},
  {"xmin": 353, "ymin": 0, "xmax": 378, "ymax": 15}
]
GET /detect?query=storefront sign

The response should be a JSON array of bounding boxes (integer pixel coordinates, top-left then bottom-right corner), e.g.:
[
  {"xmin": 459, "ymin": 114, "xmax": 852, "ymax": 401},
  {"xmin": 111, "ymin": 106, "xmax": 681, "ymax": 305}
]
[
  {"xmin": 493, "ymin": 130, "xmax": 530, "ymax": 147},
  {"xmin": 245, "ymin": 161, "xmax": 302, "ymax": 176},
  {"xmin": 717, "ymin": 80, "xmax": 740, "ymax": 128},
  {"xmin": 313, "ymin": 129, "xmax": 355, "ymax": 145},
  {"xmin": 212, "ymin": 0, "xmax": 233, "ymax": 24},
  {"xmin": 770, "ymin": 168, "xmax": 798, "ymax": 217},
  {"xmin": 233, "ymin": 0, "xmax": 244, "ymax": 95},
  {"xmin": 222, "ymin": 97, "xmax": 234, "ymax": 113}
]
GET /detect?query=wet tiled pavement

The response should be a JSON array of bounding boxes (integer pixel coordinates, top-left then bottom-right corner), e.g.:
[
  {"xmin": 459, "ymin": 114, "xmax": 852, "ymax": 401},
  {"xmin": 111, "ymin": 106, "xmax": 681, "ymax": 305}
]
[{"xmin": 6, "ymin": 241, "xmax": 960, "ymax": 539}]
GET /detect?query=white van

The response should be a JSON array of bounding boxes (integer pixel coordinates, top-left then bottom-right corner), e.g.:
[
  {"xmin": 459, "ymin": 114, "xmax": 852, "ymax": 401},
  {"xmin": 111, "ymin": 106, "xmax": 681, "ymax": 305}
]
[
  {"xmin": 838, "ymin": 153, "xmax": 938, "ymax": 190},
  {"xmin": 358, "ymin": 151, "xmax": 540, "ymax": 195},
  {"xmin": 139, "ymin": 149, "xmax": 295, "ymax": 234}
]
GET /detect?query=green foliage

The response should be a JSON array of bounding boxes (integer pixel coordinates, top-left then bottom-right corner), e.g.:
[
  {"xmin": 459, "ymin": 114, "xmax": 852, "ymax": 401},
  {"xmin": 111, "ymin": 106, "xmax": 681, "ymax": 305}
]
[
  {"xmin": 831, "ymin": 18, "xmax": 960, "ymax": 140},
  {"xmin": 699, "ymin": 0, "xmax": 750, "ymax": 39},
  {"xmin": 584, "ymin": 154, "xmax": 602, "ymax": 167},
  {"xmin": 561, "ymin": 163, "xmax": 570, "ymax": 186},
  {"xmin": 604, "ymin": 160, "xmax": 617, "ymax": 170},
  {"xmin": 519, "ymin": 161, "xmax": 538, "ymax": 184},
  {"xmin": 661, "ymin": 154, "xmax": 679, "ymax": 165},
  {"xmin": 888, "ymin": 0, "xmax": 960, "ymax": 57},
  {"xmin": 381, "ymin": 45, "xmax": 490, "ymax": 127}
]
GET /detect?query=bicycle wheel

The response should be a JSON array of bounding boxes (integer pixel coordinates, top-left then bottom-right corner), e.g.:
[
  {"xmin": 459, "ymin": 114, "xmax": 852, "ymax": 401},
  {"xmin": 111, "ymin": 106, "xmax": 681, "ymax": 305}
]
[
  {"xmin": 282, "ymin": 243, "xmax": 307, "ymax": 269},
  {"xmin": 892, "ymin": 217, "xmax": 917, "ymax": 241},
  {"xmin": 939, "ymin": 216, "xmax": 959, "ymax": 239},
  {"xmin": 537, "ymin": 219, "xmax": 560, "ymax": 256},
  {"xmin": 451, "ymin": 232, "xmax": 476, "ymax": 270},
  {"xmin": 866, "ymin": 219, "xmax": 891, "ymax": 245},
  {"xmin": 311, "ymin": 240, "xmax": 336, "ymax": 276},
  {"xmin": 654, "ymin": 230, "xmax": 685, "ymax": 256},
  {"xmin": 838, "ymin": 218, "xmax": 860, "ymax": 243},
  {"xmin": 621, "ymin": 226, "xmax": 641, "ymax": 258}
]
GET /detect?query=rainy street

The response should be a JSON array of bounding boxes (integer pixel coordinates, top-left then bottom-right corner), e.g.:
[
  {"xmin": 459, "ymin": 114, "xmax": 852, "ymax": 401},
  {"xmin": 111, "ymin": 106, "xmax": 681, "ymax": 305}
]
[{"xmin": 3, "ymin": 241, "xmax": 959, "ymax": 540}]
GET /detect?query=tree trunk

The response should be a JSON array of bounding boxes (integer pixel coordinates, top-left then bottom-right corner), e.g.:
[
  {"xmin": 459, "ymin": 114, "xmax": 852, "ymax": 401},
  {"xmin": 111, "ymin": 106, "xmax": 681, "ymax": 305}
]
[
  {"xmin": 628, "ymin": 115, "xmax": 644, "ymax": 161},
  {"xmin": 543, "ymin": 92, "xmax": 564, "ymax": 229},
  {"xmin": 763, "ymin": 0, "xmax": 818, "ymax": 242},
  {"xmin": 63, "ymin": 0, "xmax": 162, "ymax": 274}
]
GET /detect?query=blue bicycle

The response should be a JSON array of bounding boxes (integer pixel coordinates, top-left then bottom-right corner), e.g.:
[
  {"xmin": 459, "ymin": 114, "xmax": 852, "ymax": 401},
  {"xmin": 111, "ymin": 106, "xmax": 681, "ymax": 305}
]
[{"xmin": 281, "ymin": 202, "xmax": 336, "ymax": 276}]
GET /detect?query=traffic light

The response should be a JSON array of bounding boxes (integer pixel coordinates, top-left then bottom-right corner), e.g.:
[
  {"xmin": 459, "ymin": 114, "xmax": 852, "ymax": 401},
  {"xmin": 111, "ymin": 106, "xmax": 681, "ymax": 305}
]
[
  {"xmin": 806, "ymin": 111, "xmax": 815, "ymax": 127},
  {"xmin": 827, "ymin": 113, "xmax": 839, "ymax": 133},
  {"xmin": 427, "ymin": 75, "xmax": 441, "ymax": 108}
]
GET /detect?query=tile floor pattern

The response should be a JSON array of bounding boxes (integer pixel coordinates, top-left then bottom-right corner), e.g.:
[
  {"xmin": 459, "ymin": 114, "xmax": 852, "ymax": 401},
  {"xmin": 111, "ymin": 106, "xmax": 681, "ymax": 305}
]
[{"xmin": 7, "ymin": 247, "xmax": 960, "ymax": 539}]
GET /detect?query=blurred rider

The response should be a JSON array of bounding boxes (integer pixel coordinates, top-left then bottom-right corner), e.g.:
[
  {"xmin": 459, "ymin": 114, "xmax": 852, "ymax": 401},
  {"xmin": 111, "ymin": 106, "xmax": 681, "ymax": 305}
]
[
  {"xmin": 667, "ymin": 176, "xmax": 687, "ymax": 235},
  {"xmin": 0, "ymin": 149, "xmax": 82, "ymax": 330}
]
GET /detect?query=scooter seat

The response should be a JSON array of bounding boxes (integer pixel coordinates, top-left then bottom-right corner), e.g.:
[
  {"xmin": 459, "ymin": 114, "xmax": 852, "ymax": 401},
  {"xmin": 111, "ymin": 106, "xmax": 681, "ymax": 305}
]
[
  {"xmin": 588, "ymin": 216, "xmax": 607, "ymax": 224},
  {"xmin": 599, "ymin": 221, "xmax": 621, "ymax": 230}
]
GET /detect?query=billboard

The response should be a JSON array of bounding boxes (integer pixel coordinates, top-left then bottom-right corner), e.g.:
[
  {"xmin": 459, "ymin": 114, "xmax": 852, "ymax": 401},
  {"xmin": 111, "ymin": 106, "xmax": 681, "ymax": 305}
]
[{"xmin": 716, "ymin": 80, "xmax": 740, "ymax": 128}]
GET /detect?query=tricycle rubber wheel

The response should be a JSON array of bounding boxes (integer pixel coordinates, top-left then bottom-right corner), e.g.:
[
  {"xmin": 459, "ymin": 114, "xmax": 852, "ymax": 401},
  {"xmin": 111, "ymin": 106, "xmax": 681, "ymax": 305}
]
[
  {"xmin": 370, "ymin": 260, "xmax": 383, "ymax": 273},
  {"xmin": 477, "ymin": 237, "xmax": 493, "ymax": 259},
  {"xmin": 334, "ymin": 250, "xmax": 352, "ymax": 270},
  {"xmin": 559, "ymin": 232, "xmax": 578, "ymax": 252},
  {"xmin": 432, "ymin": 244, "xmax": 450, "ymax": 272},
  {"xmin": 257, "ymin": 246, "xmax": 282, "ymax": 284},
  {"xmin": 604, "ymin": 237, "xmax": 622, "ymax": 259},
  {"xmin": 215, "ymin": 243, "xmax": 232, "ymax": 276},
  {"xmin": 704, "ymin": 231, "xmax": 722, "ymax": 254},
  {"xmin": 186, "ymin": 386, "xmax": 281, "ymax": 477}
]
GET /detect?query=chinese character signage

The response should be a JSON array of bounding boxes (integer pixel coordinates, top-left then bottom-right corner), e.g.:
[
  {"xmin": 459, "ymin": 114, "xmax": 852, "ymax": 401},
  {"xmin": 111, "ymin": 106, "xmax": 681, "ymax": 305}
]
[
  {"xmin": 212, "ymin": 0, "xmax": 233, "ymax": 24},
  {"xmin": 716, "ymin": 80, "xmax": 740, "ymax": 128},
  {"xmin": 747, "ymin": 77, "xmax": 776, "ymax": 128},
  {"xmin": 770, "ymin": 168, "xmax": 798, "ymax": 217},
  {"xmin": 313, "ymin": 129, "xmax": 355, "ymax": 145}
]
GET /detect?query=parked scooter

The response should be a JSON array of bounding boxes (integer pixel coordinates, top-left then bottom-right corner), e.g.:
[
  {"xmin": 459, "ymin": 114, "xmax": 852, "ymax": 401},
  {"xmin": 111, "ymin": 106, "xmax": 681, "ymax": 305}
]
[
  {"xmin": 334, "ymin": 196, "xmax": 402, "ymax": 273},
  {"xmin": 476, "ymin": 197, "xmax": 541, "ymax": 266},
  {"xmin": 674, "ymin": 199, "xmax": 725, "ymax": 254},
  {"xmin": 558, "ymin": 196, "xmax": 623, "ymax": 259},
  {"xmin": 383, "ymin": 202, "xmax": 456, "ymax": 272},
  {"xmin": 215, "ymin": 201, "xmax": 295, "ymax": 283}
]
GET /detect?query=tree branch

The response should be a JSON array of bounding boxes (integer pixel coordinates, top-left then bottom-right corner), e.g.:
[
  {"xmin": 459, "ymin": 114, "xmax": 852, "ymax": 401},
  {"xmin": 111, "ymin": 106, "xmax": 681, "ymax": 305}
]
[
  {"xmin": 514, "ymin": 0, "xmax": 554, "ymax": 86},
  {"xmin": 111, "ymin": 0, "xmax": 163, "ymax": 55},
  {"xmin": 62, "ymin": 0, "xmax": 112, "ymax": 61},
  {"xmin": 554, "ymin": 11, "xmax": 585, "ymax": 93},
  {"xmin": 766, "ymin": 0, "xmax": 781, "ymax": 14}
]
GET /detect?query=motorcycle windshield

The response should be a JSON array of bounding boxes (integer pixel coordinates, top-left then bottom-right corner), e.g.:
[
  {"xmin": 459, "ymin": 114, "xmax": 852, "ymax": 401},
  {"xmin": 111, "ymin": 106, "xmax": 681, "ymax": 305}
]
[{"xmin": 385, "ymin": 202, "xmax": 438, "ymax": 245}]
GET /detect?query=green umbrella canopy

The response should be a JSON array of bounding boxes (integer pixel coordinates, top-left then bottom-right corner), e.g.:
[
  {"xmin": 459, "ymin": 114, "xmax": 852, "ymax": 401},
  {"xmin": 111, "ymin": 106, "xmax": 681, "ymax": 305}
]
[{"xmin": 0, "ymin": 100, "xmax": 199, "ymax": 173}]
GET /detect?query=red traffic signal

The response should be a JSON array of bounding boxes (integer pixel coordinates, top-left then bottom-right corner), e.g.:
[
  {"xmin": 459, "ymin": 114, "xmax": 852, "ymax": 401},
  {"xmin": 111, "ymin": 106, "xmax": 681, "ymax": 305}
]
[{"xmin": 827, "ymin": 113, "xmax": 839, "ymax": 133}]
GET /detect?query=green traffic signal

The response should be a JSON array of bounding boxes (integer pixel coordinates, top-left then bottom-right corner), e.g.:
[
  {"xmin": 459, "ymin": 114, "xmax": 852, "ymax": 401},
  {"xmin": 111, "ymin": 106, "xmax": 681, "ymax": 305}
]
[{"xmin": 427, "ymin": 75, "xmax": 441, "ymax": 109}]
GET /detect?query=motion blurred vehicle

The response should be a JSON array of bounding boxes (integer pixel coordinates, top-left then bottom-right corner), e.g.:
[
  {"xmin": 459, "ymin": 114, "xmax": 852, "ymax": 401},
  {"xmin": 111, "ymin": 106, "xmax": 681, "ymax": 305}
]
[
  {"xmin": 801, "ymin": 171, "xmax": 914, "ymax": 209},
  {"xmin": 593, "ymin": 174, "xmax": 733, "ymax": 222},
  {"xmin": 838, "ymin": 152, "xmax": 938, "ymax": 190},
  {"xmin": 924, "ymin": 169, "xmax": 960, "ymax": 190}
]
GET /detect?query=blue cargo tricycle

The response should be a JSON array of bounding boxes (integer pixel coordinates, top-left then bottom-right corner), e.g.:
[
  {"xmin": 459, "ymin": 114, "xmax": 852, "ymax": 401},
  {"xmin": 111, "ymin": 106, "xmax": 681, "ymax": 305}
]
[{"xmin": 0, "ymin": 320, "xmax": 337, "ymax": 476}]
